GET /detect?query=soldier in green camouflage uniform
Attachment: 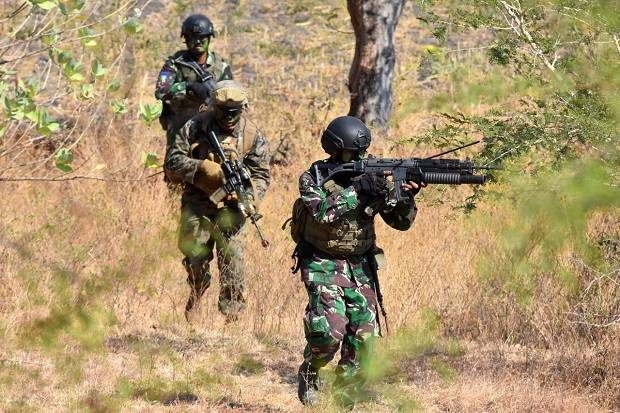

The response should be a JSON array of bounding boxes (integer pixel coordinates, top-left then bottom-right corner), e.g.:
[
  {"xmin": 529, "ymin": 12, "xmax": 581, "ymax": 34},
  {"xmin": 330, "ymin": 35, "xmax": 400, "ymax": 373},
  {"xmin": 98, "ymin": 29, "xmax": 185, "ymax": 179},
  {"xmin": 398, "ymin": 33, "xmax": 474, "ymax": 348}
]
[
  {"xmin": 294, "ymin": 116, "xmax": 422, "ymax": 408},
  {"xmin": 165, "ymin": 81, "xmax": 270, "ymax": 322},
  {"xmin": 155, "ymin": 13, "xmax": 233, "ymax": 171}
]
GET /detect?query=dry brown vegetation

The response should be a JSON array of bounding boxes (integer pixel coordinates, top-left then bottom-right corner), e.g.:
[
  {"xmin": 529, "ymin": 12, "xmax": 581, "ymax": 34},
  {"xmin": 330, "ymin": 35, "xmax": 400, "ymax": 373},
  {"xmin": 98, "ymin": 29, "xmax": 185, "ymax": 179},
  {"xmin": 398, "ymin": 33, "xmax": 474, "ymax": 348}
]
[{"xmin": 1, "ymin": 1, "xmax": 618, "ymax": 412}]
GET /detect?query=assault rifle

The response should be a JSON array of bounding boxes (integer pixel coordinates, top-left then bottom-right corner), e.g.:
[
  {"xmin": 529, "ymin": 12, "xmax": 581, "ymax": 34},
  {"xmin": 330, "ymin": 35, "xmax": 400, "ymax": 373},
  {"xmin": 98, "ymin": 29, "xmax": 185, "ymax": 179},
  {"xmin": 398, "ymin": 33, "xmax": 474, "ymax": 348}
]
[
  {"xmin": 313, "ymin": 141, "xmax": 499, "ymax": 204},
  {"xmin": 206, "ymin": 130, "xmax": 270, "ymax": 248},
  {"xmin": 176, "ymin": 60, "xmax": 217, "ymax": 91}
]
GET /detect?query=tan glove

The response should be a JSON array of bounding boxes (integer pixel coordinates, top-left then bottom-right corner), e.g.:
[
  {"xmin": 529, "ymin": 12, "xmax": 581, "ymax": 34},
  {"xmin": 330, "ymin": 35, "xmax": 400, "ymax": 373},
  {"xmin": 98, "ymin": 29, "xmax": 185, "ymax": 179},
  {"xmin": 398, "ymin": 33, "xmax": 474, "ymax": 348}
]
[
  {"xmin": 224, "ymin": 192, "xmax": 239, "ymax": 202},
  {"xmin": 194, "ymin": 159, "xmax": 224, "ymax": 192}
]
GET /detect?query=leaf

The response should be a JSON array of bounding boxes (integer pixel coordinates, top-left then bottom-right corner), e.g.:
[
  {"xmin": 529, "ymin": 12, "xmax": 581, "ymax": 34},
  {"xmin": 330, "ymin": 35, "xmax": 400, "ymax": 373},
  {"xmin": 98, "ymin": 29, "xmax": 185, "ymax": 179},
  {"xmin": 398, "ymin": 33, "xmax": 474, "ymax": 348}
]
[
  {"xmin": 37, "ymin": 122, "xmax": 60, "ymax": 136},
  {"xmin": 107, "ymin": 79, "xmax": 121, "ymax": 92},
  {"xmin": 55, "ymin": 148, "xmax": 73, "ymax": 163},
  {"xmin": 139, "ymin": 101, "xmax": 162, "ymax": 126},
  {"xmin": 56, "ymin": 50, "xmax": 73, "ymax": 64},
  {"xmin": 91, "ymin": 60, "xmax": 107, "ymax": 77},
  {"xmin": 54, "ymin": 148, "xmax": 73, "ymax": 172},
  {"xmin": 59, "ymin": 0, "xmax": 85, "ymax": 14},
  {"xmin": 141, "ymin": 152, "xmax": 160, "ymax": 169},
  {"xmin": 31, "ymin": 0, "xmax": 59, "ymax": 10},
  {"xmin": 9, "ymin": 108, "xmax": 24, "ymax": 121},
  {"xmin": 424, "ymin": 45, "xmax": 441, "ymax": 55},
  {"xmin": 123, "ymin": 18, "xmax": 144, "ymax": 35},
  {"xmin": 110, "ymin": 99, "xmax": 128, "ymax": 114},
  {"xmin": 78, "ymin": 28, "xmax": 97, "ymax": 48},
  {"xmin": 25, "ymin": 110, "xmax": 38, "ymax": 122},
  {"xmin": 80, "ymin": 84, "xmax": 94, "ymax": 99},
  {"xmin": 92, "ymin": 164, "xmax": 106, "ymax": 171},
  {"xmin": 62, "ymin": 59, "xmax": 84, "ymax": 82},
  {"xmin": 42, "ymin": 31, "xmax": 59, "ymax": 46},
  {"xmin": 24, "ymin": 78, "xmax": 38, "ymax": 98},
  {"xmin": 55, "ymin": 162, "xmax": 73, "ymax": 172},
  {"xmin": 32, "ymin": 109, "xmax": 61, "ymax": 136}
]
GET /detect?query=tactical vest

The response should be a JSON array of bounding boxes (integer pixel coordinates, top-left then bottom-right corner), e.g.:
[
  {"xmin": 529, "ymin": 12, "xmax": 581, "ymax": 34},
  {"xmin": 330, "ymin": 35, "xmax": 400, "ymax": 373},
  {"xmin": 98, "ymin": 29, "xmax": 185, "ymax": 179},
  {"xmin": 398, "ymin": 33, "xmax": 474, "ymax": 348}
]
[
  {"xmin": 193, "ymin": 114, "xmax": 257, "ymax": 161},
  {"xmin": 301, "ymin": 179, "xmax": 376, "ymax": 255},
  {"xmin": 164, "ymin": 51, "xmax": 230, "ymax": 130}
]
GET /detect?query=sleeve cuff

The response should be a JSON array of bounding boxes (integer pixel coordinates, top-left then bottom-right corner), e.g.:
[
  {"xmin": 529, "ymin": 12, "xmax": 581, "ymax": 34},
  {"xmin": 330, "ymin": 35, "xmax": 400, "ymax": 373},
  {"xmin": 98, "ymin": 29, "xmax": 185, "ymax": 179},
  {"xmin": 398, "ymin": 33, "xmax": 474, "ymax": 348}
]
[{"xmin": 185, "ymin": 159, "xmax": 201, "ymax": 184}]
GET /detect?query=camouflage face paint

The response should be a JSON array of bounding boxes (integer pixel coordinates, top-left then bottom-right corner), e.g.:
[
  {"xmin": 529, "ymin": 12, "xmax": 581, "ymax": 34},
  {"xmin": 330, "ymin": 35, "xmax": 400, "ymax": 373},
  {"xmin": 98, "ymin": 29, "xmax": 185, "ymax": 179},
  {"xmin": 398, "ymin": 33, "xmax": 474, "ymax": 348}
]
[
  {"xmin": 186, "ymin": 35, "xmax": 210, "ymax": 54},
  {"xmin": 340, "ymin": 150, "xmax": 360, "ymax": 163},
  {"xmin": 215, "ymin": 106, "xmax": 242, "ymax": 131}
]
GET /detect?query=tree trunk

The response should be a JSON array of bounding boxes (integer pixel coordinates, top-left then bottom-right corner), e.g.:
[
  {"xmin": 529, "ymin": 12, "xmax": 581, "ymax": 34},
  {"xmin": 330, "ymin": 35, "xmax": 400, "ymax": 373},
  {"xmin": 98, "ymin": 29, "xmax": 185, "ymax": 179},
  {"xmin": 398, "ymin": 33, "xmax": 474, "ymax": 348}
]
[{"xmin": 347, "ymin": 0, "xmax": 404, "ymax": 127}]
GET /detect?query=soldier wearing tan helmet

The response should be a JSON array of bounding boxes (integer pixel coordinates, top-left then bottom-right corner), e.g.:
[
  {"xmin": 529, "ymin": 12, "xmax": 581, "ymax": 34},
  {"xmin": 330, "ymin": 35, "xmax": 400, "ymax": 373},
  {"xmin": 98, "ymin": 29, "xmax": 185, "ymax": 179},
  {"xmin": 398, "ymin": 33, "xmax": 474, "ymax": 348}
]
[{"xmin": 165, "ymin": 80, "xmax": 270, "ymax": 322}]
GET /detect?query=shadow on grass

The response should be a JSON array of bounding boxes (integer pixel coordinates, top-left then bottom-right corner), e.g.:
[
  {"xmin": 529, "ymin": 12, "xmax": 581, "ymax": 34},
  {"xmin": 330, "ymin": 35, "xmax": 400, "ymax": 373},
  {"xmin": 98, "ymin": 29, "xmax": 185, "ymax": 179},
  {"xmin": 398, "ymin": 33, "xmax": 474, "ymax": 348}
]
[{"xmin": 119, "ymin": 376, "xmax": 199, "ymax": 405}]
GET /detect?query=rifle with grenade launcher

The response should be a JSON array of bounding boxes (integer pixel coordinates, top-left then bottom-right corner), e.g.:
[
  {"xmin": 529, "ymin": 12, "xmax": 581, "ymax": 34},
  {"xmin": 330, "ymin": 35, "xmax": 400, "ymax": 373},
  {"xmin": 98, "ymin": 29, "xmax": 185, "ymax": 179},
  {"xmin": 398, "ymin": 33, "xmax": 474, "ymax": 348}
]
[
  {"xmin": 206, "ymin": 130, "xmax": 270, "ymax": 248},
  {"xmin": 314, "ymin": 140, "xmax": 499, "ymax": 209}
]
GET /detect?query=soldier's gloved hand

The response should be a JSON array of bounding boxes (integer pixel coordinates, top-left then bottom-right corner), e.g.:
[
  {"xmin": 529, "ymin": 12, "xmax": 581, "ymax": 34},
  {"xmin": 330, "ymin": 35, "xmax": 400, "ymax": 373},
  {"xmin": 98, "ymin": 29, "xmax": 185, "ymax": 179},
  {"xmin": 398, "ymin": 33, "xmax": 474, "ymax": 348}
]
[
  {"xmin": 186, "ymin": 81, "xmax": 212, "ymax": 101},
  {"xmin": 351, "ymin": 173, "xmax": 388, "ymax": 198},
  {"xmin": 402, "ymin": 181, "xmax": 426, "ymax": 197},
  {"xmin": 238, "ymin": 195, "xmax": 257, "ymax": 218},
  {"xmin": 194, "ymin": 159, "xmax": 223, "ymax": 192}
]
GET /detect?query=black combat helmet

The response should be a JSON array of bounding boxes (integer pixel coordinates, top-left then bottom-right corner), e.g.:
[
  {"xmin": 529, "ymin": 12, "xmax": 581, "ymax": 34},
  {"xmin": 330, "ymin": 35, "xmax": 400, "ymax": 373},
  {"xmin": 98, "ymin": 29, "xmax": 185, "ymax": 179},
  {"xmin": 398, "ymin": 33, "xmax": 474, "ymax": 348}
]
[
  {"xmin": 321, "ymin": 116, "xmax": 371, "ymax": 155},
  {"xmin": 181, "ymin": 14, "xmax": 215, "ymax": 38}
]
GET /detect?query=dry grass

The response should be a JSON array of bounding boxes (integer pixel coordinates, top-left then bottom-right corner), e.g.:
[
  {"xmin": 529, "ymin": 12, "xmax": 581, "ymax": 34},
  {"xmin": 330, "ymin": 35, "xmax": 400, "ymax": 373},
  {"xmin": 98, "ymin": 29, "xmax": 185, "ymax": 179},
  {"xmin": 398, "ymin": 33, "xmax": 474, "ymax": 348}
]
[{"xmin": 1, "ymin": 0, "xmax": 618, "ymax": 412}]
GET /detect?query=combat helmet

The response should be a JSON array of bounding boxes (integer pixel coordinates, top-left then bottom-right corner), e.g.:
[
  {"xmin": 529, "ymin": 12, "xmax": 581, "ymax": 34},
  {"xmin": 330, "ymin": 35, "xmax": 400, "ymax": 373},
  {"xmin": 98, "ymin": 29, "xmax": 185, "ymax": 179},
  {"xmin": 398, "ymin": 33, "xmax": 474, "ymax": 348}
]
[
  {"xmin": 321, "ymin": 116, "xmax": 371, "ymax": 156},
  {"xmin": 181, "ymin": 14, "xmax": 215, "ymax": 38},
  {"xmin": 212, "ymin": 80, "xmax": 248, "ymax": 108}
]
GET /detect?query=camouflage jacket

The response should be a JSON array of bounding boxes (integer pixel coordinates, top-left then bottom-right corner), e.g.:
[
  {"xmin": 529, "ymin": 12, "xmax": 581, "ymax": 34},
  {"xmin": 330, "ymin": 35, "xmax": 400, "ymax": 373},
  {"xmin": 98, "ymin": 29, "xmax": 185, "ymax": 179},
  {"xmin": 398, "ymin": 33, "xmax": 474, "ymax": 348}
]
[
  {"xmin": 165, "ymin": 110, "xmax": 270, "ymax": 209},
  {"xmin": 155, "ymin": 50, "xmax": 233, "ymax": 131},
  {"xmin": 298, "ymin": 159, "xmax": 417, "ymax": 287}
]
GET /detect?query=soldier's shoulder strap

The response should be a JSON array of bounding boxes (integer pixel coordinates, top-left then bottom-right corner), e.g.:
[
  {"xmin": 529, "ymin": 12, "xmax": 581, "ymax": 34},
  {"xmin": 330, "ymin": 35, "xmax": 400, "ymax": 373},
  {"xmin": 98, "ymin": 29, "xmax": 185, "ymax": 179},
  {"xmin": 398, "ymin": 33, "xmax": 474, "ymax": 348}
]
[
  {"xmin": 170, "ymin": 51, "xmax": 212, "ymax": 82},
  {"xmin": 308, "ymin": 159, "xmax": 332, "ymax": 186},
  {"xmin": 207, "ymin": 51, "xmax": 233, "ymax": 80},
  {"xmin": 168, "ymin": 50, "xmax": 189, "ymax": 63}
]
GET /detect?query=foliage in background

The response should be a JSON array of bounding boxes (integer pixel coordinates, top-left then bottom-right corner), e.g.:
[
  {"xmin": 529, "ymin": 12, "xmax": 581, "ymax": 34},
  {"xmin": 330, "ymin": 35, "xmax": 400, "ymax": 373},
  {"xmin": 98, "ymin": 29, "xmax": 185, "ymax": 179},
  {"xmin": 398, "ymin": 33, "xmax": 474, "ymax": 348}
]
[
  {"xmin": 0, "ymin": 0, "xmax": 159, "ymax": 177},
  {"xmin": 410, "ymin": 0, "xmax": 620, "ymax": 348}
]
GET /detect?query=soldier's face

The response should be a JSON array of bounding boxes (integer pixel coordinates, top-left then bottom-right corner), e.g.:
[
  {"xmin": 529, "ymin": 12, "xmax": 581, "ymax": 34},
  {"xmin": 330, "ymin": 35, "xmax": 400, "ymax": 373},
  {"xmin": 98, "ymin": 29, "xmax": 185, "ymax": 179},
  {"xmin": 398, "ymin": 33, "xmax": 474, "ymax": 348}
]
[
  {"xmin": 340, "ymin": 150, "xmax": 362, "ymax": 163},
  {"xmin": 216, "ymin": 106, "xmax": 242, "ymax": 131},
  {"xmin": 185, "ymin": 35, "xmax": 210, "ymax": 55}
]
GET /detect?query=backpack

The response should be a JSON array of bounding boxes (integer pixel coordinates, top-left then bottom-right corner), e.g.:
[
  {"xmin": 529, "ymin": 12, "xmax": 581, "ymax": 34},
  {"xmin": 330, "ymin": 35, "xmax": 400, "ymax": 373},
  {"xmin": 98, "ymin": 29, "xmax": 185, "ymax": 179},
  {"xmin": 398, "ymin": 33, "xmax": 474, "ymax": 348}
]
[{"xmin": 282, "ymin": 197, "xmax": 308, "ymax": 244}]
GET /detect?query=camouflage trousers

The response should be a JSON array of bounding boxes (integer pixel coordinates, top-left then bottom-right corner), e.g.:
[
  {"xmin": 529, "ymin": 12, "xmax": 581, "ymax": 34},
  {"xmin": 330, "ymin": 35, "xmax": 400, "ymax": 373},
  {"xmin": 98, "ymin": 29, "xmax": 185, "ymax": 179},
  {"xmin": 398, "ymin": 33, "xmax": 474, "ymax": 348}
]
[
  {"xmin": 302, "ymin": 280, "xmax": 379, "ymax": 400},
  {"xmin": 178, "ymin": 203, "xmax": 247, "ymax": 317}
]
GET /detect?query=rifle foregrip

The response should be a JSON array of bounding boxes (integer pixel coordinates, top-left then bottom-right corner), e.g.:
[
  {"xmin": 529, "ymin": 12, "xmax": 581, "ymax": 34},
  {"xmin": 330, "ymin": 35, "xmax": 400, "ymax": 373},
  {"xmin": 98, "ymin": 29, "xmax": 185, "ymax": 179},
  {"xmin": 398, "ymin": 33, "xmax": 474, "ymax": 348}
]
[{"xmin": 422, "ymin": 172, "xmax": 485, "ymax": 185}]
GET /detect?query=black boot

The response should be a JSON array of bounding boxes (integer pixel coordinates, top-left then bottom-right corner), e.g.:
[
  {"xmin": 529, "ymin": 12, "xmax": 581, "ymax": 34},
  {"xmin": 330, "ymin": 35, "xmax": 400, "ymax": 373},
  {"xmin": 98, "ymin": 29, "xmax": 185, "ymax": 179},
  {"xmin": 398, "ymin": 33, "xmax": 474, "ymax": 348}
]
[
  {"xmin": 183, "ymin": 259, "xmax": 210, "ymax": 322},
  {"xmin": 297, "ymin": 362, "xmax": 320, "ymax": 406}
]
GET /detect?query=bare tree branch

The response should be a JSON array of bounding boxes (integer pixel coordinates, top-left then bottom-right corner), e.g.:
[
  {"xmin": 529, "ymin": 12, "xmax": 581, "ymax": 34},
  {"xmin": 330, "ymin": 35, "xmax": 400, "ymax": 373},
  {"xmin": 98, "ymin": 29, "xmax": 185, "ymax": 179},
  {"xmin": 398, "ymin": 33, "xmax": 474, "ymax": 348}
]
[
  {"xmin": 0, "ymin": 170, "xmax": 162, "ymax": 183},
  {"xmin": 499, "ymin": 0, "xmax": 558, "ymax": 72}
]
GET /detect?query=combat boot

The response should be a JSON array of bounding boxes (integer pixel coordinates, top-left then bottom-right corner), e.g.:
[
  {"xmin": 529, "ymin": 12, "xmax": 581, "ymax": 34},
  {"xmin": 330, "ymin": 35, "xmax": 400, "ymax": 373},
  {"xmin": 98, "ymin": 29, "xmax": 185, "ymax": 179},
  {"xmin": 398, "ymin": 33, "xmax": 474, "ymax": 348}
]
[
  {"xmin": 297, "ymin": 361, "xmax": 321, "ymax": 406},
  {"xmin": 184, "ymin": 286, "xmax": 206, "ymax": 322},
  {"xmin": 183, "ymin": 259, "xmax": 210, "ymax": 323}
]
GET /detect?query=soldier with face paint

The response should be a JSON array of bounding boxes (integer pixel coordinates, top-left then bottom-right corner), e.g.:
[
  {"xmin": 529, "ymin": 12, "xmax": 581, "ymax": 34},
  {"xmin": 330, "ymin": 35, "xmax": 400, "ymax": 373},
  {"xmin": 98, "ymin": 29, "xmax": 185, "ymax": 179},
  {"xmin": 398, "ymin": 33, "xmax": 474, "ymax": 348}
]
[
  {"xmin": 293, "ymin": 116, "xmax": 423, "ymax": 409},
  {"xmin": 155, "ymin": 13, "xmax": 233, "ymax": 176},
  {"xmin": 165, "ymin": 81, "xmax": 270, "ymax": 323}
]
